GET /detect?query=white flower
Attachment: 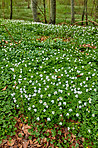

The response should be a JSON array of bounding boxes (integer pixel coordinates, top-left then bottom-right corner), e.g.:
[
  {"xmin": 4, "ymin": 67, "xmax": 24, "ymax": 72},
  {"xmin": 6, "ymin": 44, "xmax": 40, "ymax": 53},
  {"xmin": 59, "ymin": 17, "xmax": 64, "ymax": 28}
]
[
  {"xmin": 39, "ymin": 100, "xmax": 43, "ymax": 103},
  {"xmin": 10, "ymin": 68, "xmax": 14, "ymax": 72},
  {"xmin": 88, "ymin": 98, "xmax": 92, "ymax": 101},
  {"xmin": 69, "ymin": 109, "xmax": 72, "ymax": 112},
  {"xmin": 43, "ymin": 109, "xmax": 46, "ymax": 112},
  {"xmin": 36, "ymin": 117, "xmax": 40, "ymax": 121},
  {"xmin": 47, "ymin": 118, "xmax": 51, "ymax": 121},
  {"xmin": 59, "ymin": 122, "xmax": 62, "ymax": 125},
  {"xmin": 76, "ymin": 113, "xmax": 79, "ymax": 117},
  {"xmin": 14, "ymin": 100, "xmax": 16, "ymax": 103},
  {"xmin": 78, "ymin": 100, "xmax": 82, "ymax": 104},
  {"xmin": 59, "ymin": 107, "xmax": 62, "ymax": 109},
  {"xmin": 92, "ymin": 73, "xmax": 95, "ymax": 76},
  {"xmin": 88, "ymin": 129, "xmax": 91, "ymax": 133},
  {"xmin": 40, "ymin": 94, "xmax": 43, "ymax": 98},
  {"xmin": 75, "ymin": 95, "xmax": 78, "ymax": 98},
  {"xmin": 32, "ymin": 105, "xmax": 35, "ymax": 108},
  {"xmin": 43, "ymin": 102, "xmax": 47, "ymax": 106},
  {"xmin": 51, "ymin": 100, "xmax": 54, "ymax": 103},
  {"xmin": 79, "ymin": 106, "xmax": 82, "ymax": 109},
  {"xmin": 40, "ymin": 74, "xmax": 43, "ymax": 77},
  {"xmin": 52, "ymin": 111, "xmax": 55, "ymax": 114},
  {"xmin": 59, "ymin": 97, "xmax": 63, "ymax": 100},
  {"xmin": 48, "ymin": 94, "xmax": 51, "ymax": 97},
  {"xmin": 94, "ymin": 89, "xmax": 96, "ymax": 92},
  {"xmin": 28, "ymin": 107, "xmax": 31, "ymax": 110},
  {"xmin": 46, "ymin": 105, "xmax": 48, "ymax": 108},
  {"xmin": 92, "ymin": 114, "xmax": 95, "ymax": 117},
  {"xmin": 63, "ymin": 102, "xmax": 66, "ymax": 105},
  {"xmin": 86, "ymin": 77, "xmax": 88, "ymax": 80},
  {"xmin": 84, "ymin": 102, "xmax": 87, "ymax": 106},
  {"xmin": 54, "ymin": 91, "xmax": 57, "ymax": 95},
  {"xmin": 68, "ymin": 127, "xmax": 70, "ymax": 130},
  {"xmin": 66, "ymin": 113, "xmax": 69, "ymax": 116},
  {"xmin": 57, "ymin": 98, "xmax": 60, "ymax": 101},
  {"xmin": 34, "ymin": 109, "xmax": 37, "ymax": 112},
  {"xmin": 58, "ymin": 102, "xmax": 61, "ymax": 106}
]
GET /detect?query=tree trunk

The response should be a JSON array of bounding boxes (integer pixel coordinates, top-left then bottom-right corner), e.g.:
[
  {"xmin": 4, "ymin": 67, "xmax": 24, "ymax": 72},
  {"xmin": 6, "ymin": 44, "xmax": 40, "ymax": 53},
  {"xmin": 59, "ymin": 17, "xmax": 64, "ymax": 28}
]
[
  {"xmin": 81, "ymin": 0, "xmax": 88, "ymax": 25},
  {"xmin": 28, "ymin": 0, "xmax": 30, "ymax": 9},
  {"xmin": 31, "ymin": 0, "xmax": 38, "ymax": 22},
  {"xmin": 43, "ymin": 0, "xmax": 47, "ymax": 23},
  {"xmin": 71, "ymin": 0, "xmax": 75, "ymax": 24},
  {"xmin": 85, "ymin": 0, "xmax": 88, "ymax": 25},
  {"xmin": 49, "ymin": 0, "xmax": 56, "ymax": 24},
  {"xmin": 10, "ymin": 0, "xmax": 13, "ymax": 19}
]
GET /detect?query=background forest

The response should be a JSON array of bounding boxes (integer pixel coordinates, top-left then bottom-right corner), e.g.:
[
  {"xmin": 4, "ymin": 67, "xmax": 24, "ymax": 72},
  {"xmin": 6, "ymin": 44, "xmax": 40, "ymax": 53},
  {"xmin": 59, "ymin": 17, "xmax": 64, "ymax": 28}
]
[{"xmin": 0, "ymin": 0, "xmax": 98, "ymax": 25}]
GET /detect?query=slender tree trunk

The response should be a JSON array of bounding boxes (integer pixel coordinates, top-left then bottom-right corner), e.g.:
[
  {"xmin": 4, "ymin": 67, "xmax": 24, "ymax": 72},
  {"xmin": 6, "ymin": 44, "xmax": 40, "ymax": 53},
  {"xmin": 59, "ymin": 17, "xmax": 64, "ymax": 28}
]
[
  {"xmin": 10, "ymin": 0, "xmax": 12, "ymax": 19},
  {"xmin": 49, "ymin": 0, "xmax": 56, "ymax": 24},
  {"xmin": 71, "ymin": 0, "xmax": 75, "ymax": 24},
  {"xmin": 85, "ymin": 0, "xmax": 88, "ymax": 25},
  {"xmin": 81, "ymin": 0, "xmax": 88, "ymax": 25},
  {"xmin": 31, "ymin": 0, "xmax": 38, "ymax": 22},
  {"xmin": 28, "ymin": 0, "xmax": 30, "ymax": 9},
  {"xmin": 43, "ymin": 0, "xmax": 47, "ymax": 23},
  {"xmin": 82, "ymin": 0, "xmax": 85, "ymax": 25}
]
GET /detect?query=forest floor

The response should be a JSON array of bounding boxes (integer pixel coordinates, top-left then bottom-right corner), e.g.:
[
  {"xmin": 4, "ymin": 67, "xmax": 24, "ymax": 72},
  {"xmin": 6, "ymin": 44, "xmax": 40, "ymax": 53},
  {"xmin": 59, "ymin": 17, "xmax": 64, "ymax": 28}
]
[{"xmin": 0, "ymin": 19, "xmax": 98, "ymax": 148}]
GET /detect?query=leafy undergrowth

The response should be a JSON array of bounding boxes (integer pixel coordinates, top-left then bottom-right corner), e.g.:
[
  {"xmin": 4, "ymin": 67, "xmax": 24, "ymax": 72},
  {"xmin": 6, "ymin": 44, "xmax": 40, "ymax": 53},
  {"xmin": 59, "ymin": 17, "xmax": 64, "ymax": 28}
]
[{"xmin": 0, "ymin": 19, "xmax": 98, "ymax": 148}]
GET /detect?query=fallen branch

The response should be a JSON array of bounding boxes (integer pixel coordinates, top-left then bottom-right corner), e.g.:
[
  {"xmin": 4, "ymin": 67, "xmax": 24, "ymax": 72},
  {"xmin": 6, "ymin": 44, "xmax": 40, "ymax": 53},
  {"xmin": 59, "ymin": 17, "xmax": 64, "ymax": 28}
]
[
  {"xmin": 73, "ymin": 20, "xmax": 98, "ymax": 26},
  {"xmin": 1, "ymin": 24, "xmax": 18, "ymax": 44}
]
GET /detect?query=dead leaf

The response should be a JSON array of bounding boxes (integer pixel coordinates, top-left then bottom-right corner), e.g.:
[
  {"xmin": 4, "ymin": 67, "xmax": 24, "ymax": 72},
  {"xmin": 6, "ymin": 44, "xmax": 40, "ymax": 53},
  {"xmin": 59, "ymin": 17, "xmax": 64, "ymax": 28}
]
[
  {"xmin": 41, "ymin": 138, "xmax": 47, "ymax": 143},
  {"xmin": 5, "ymin": 41, "xmax": 8, "ymax": 44},
  {"xmin": 36, "ymin": 144, "xmax": 42, "ymax": 147},
  {"xmin": 2, "ymin": 85, "xmax": 8, "ymax": 91},
  {"xmin": 22, "ymin": 140, "xmax": 29, "ymax": 148},
  {"xmin": 86, "ymin": 53, "xmax": 89, "ymax": 55},
  {"xmin": 57, "ymin": 76, "xmax": 61, "ymax": 78},
  {"xmin": 46, "ymin": 129, "xmax": 52, "ymax": 133},
  {"xmin": 29, "ymin": 140, "xmax": 34, "ymax": 145},
  {"xmin": 19, "ymin": 123, "xmax": 23, "ymax": 128},
  {"xmin": 0, "ymin": 139, "xmax": 7, "ymax": 146},
  {"xmin": 18, "ymin": 144, "xmax": 22, "ymax": 148},
  {"xmin": 22, "ymin": 124, "xmax": 32, "ymax": 135},
  {"xmin": 7, "ymin": 139, "xmax": 15, "ymax": 146},
  {"xmin": 18, "ymin": 131, "xmax": 24, "ymax": 137}
]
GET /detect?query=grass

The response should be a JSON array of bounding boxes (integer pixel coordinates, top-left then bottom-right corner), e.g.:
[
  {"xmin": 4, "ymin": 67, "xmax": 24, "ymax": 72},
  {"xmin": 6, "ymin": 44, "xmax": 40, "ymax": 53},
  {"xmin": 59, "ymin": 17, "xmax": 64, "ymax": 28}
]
[{"xmin": 0, "ymin": 19, "xmax": 98, "ymax": 147}]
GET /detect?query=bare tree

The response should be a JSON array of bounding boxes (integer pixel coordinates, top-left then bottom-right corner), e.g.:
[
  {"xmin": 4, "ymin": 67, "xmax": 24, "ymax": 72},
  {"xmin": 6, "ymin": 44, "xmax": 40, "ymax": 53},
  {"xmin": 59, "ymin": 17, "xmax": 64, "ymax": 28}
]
[
  {"xmin": 31, "ymin": 0, "xmax": 38, "ymax": 22},
  {"xmin": 10, "ymin": 0, "xmax": 13, "ymax": 19},
  {"xmin": 71, "ymin": 0, "xmax": 75, "ymax": 24},
  {"xmin": 49, "ymin": 0, "xmax": 56, "ymax": 24},
  {"xmin": 81, "ymin": 0, "xmax": 88, "ymax": 25}
]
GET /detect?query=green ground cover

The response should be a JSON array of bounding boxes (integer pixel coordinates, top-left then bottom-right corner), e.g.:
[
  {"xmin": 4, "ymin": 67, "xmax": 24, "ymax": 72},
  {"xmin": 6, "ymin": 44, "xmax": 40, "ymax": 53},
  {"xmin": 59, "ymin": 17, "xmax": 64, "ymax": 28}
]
[{"xmin": 0, "ymin": 19, "xmax": 98, "ymax": 147}]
